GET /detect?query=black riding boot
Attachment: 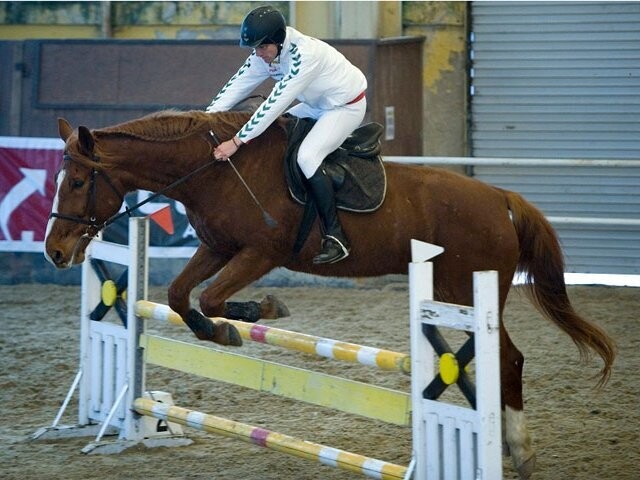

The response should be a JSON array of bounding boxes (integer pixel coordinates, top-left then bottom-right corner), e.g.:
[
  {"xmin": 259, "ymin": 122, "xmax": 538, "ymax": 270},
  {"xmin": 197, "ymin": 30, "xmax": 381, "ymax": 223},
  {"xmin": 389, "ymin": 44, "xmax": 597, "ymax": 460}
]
[{"xmin": 306, "ymin": 168, "xmax": 350, "ymax": 264}]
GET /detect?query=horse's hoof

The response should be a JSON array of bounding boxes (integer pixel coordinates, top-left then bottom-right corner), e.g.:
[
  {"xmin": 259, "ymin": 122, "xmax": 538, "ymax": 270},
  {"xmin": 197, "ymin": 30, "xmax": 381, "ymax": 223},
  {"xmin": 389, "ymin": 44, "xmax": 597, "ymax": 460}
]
[
  {"xmin": 260, "ymin": 295, "xmax": 290, "ymax": 319},
  {"xmin": 214, "ymin": 321, "xmax": 243, "ymax": 347},
  {"xmin": 515, "ymin": 452, "xmax": 536, "ymax": 480},
  {"xmin": 502, "ymin": 441, "xmax": 511, "ymax": 457},
  {"xmin": 185, "ymin": 310, "xmax": 242, "ymax": 346}
]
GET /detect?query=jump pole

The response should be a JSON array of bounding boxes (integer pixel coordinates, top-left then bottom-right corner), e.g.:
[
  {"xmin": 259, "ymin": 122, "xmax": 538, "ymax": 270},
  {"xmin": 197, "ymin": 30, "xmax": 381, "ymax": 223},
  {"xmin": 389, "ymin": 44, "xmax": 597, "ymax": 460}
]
[
  {"xmin": 135, "ymin": 299, "xmax": 411, "ymax": 373},
  {"xmin": 134, "ymin": 397, "xmax": 408, "ymax": 480}
]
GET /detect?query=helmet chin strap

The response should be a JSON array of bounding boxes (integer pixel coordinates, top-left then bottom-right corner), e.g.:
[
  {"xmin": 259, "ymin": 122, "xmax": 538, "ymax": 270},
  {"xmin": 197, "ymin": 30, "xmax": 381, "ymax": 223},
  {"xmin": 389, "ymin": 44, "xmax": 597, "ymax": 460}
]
[{"xmin": 264, "ymin": 43, "xmax": 283, "ymax": 66}]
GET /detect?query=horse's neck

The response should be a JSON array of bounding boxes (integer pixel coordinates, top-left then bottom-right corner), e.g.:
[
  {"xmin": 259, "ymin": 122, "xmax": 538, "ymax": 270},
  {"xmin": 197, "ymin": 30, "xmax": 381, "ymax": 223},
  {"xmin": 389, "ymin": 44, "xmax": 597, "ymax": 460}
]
[
  {"xmin": 103, "ymin": 116, "xmax": 286, "ymax": 212},
  {"xmin": 106, "ymin": 134, "xmax": 210, "ymax": 202}
]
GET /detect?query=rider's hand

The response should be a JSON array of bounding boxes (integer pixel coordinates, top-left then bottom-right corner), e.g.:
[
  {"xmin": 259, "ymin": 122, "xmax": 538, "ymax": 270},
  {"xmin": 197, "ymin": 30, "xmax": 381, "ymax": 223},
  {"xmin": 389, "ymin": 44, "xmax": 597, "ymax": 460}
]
[{"xmin": 213, "ymin": 137, "xmax": 242, "ymax": 161}]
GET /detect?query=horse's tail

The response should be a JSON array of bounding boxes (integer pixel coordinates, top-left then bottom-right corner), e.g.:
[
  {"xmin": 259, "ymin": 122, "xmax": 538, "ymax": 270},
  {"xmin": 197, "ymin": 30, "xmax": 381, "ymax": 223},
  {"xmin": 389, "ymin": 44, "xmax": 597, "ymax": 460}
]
[{"xmin": 503, "ymin": 189, "xmax": 616, "ymax": 387}]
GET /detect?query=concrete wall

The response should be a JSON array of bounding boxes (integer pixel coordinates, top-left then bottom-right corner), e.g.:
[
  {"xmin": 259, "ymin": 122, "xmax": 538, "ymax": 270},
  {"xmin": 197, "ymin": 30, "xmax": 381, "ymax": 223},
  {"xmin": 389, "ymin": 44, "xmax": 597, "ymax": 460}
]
[{"xmin": 403, "ymin": 2, "xmax": 468, "ymax": 159}]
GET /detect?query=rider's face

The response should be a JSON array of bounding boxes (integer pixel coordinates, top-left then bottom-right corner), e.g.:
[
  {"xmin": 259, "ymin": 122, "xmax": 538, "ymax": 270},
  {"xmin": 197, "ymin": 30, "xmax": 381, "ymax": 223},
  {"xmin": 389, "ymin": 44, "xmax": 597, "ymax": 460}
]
[{"xmin": 254, "ymin": 44, "xmax": 279, "ymax": 64}]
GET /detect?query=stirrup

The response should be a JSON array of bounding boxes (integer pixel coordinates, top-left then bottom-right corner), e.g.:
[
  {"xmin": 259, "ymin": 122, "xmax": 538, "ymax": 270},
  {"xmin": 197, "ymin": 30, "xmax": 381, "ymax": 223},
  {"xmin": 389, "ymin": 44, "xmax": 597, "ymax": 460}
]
[{"xmin": 313, "ymin": 236, "xmax": 350, "ymax": 265}]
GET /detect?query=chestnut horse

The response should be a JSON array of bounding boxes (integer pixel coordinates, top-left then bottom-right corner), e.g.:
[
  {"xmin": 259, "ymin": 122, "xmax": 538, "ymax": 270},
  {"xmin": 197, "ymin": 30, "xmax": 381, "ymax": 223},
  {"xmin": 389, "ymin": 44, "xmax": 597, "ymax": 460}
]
[{"xmin": 45, "ymin": 110, "xmax": 615, "ymax": 479}]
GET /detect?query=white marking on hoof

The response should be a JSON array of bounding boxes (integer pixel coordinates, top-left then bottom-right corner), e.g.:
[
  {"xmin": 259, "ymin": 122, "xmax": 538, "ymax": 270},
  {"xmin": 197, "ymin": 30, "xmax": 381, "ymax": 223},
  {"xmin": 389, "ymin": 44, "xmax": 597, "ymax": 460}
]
[
  {"xmin": 505, "ymin": 405, "xmax": 536, "ymax": 479},
  {"xmin": 517, "ymin": 452, "xmax": 536, "ymax": 480}
]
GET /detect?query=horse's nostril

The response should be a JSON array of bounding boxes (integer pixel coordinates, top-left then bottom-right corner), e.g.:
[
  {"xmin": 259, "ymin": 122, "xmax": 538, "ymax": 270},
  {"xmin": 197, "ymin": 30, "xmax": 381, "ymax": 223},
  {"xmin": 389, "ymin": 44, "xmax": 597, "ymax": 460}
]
[{"xmin": 53, "ymin": 250, "xmax": 63, "ymax": 263}]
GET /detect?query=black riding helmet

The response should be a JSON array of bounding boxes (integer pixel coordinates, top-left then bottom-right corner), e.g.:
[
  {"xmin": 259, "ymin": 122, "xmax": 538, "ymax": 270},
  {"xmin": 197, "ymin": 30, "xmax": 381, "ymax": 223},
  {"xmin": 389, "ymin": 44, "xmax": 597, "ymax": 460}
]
[{"xmin": 239, "ymin": 6, "xmax": 286, "ymax": 49}]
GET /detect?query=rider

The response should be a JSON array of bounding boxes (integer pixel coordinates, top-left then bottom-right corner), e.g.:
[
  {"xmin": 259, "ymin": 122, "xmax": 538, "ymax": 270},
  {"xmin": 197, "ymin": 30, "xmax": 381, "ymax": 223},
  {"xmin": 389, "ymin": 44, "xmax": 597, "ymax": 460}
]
[{"xmin": 207, "ymin": 5, "xmax": 367, "ymax": 265}]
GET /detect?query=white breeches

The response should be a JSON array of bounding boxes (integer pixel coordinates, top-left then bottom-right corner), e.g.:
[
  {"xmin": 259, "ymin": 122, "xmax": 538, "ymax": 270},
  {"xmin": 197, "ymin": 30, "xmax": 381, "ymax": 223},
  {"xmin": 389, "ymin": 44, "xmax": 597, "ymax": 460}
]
[{"xmin": 287, "ymin": 98, "xmax": 367, "ymax": 179}]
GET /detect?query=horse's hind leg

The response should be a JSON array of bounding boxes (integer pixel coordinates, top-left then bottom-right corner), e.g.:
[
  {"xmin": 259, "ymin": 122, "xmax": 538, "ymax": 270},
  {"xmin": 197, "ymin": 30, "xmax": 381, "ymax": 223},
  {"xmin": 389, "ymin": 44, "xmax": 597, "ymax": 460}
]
[
  {"xmin": 224, "ymin": 294, "xmax": 290, "ymax": 322},
  {"xmin": 501, "ymin": 325, "xmax": 536, "ymax": 479},
  {"xmin": 436, "ymin": 262, "xmax": 535, "ymax": 478},
  {"xmin": 199, "ymin": 247, "xmax": 288, "ymax": 323},
  {"xmin": 167, "ymin": 245, "xmax": 242, "ymax": 347}
]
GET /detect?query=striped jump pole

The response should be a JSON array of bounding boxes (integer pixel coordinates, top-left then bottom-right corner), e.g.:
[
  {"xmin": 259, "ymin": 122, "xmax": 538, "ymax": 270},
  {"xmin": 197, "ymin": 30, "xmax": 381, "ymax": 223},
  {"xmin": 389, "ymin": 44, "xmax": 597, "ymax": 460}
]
[
  {"xmin": 136, "ymin": 300, "xmax": 411, "ymax": 374},
  {"xmin": 134, "ymin": 398, "xmax": 408, "ymax": 480}
]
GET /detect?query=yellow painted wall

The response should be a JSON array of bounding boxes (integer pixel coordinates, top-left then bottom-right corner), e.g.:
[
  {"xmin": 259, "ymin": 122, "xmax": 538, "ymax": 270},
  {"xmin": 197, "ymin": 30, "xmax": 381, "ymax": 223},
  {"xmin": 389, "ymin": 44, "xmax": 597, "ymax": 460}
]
[
  {"xmin": 292, "ymin": 1, "xmax": 334, "ymax": 38},
  {"xmin": 0, "ymin": 1, "xmax": 289, "ymax": 40},
  {"xmin": 378, "ymin": 1, "xmax": 403, "ymax": 38},
  {"xmin": 0, "ymin": 24, "xmax": 100, "ymax": 39},
  {"xmin": 404, "ymin": 1, "xmax": 468, "ymax": 157}
]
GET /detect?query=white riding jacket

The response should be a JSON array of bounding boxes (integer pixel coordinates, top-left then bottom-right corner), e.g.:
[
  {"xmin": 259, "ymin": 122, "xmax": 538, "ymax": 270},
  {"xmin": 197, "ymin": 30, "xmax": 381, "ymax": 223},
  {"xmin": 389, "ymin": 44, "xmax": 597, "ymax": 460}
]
[{"xmin": 206, "ymin": 27, "xmax": 367, "ymax": 143}]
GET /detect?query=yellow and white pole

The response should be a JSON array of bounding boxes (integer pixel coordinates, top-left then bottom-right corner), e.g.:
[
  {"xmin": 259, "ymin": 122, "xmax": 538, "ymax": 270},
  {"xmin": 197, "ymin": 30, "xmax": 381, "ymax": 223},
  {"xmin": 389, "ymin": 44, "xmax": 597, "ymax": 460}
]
[
  {"xmin": 134, "ymin": 398, "xmax": 408, "ymax": 480},
  {"xmin": 136, "ymin": 300, "xmax": 411, "ymax": 374}
]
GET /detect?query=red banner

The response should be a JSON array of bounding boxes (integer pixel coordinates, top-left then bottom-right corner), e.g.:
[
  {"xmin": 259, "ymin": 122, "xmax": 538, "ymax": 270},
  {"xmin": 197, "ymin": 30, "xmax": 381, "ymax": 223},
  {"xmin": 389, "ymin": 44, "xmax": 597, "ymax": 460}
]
[
  {"xmin": 0, "ymin": 136, "xmax": 198, "ymax": 255},
  {"xmin": 0, "ymin": 137, "xmax": 63, "ymax": 246}
]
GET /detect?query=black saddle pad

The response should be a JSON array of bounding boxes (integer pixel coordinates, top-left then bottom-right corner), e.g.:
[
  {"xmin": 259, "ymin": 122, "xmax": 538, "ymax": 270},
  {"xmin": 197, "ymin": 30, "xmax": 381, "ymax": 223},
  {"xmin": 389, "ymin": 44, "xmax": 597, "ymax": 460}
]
[{"xmin": 284, "ymin": 116, "xmax": 387, "ymax": 213}]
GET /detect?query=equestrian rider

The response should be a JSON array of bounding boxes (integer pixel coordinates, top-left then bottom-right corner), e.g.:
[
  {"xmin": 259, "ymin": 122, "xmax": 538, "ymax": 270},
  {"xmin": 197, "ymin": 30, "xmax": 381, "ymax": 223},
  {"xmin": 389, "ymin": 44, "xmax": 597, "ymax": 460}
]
[{"xmin": 207, "ymin": 5, "xmax": 367, "ymax": 265}]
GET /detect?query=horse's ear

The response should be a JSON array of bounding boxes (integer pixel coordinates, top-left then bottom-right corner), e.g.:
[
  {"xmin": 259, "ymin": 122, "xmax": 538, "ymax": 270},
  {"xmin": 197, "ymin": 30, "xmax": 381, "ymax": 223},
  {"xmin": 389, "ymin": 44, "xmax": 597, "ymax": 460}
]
[
  {"xmin": 77, "ymin": 126, "xmax": 95, "ymax": 156},
  {"xmin": 58, "ymin": 118, "xmax": 73, "ymax": 141}
]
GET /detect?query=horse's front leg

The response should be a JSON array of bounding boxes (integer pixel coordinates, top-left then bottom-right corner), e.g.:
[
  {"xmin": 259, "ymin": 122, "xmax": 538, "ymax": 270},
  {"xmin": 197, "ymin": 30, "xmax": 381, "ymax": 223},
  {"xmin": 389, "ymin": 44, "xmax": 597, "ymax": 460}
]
[
  {"xmin": 199, "ymin": 247, "xmax": 288, "ymax": 323},
  {"xmin": 167, "ymin": 244, "xmax": 241, "ymax": 347},
  {"xmin": 501, "ymin": 326, "xmax": 536, "ymax": 480}
]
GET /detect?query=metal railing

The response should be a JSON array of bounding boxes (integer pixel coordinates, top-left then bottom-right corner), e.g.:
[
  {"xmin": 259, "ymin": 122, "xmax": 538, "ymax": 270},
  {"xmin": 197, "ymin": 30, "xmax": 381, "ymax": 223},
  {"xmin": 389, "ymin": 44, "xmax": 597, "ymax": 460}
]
[{"xmin": 384, "ymin": 156, "xmax": 640, "ymax": 228}]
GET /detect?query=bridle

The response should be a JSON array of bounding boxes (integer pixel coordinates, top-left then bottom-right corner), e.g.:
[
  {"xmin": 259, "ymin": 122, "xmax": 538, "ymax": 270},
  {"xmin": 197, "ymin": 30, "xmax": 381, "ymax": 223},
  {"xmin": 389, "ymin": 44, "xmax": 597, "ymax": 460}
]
[
  {"xmin": 48, "ymin": 153, "xmax": 127, "ymax": 237},
  {"xmin": 49, "ymin": 144, "xmax": 218, "ymax": 238}
]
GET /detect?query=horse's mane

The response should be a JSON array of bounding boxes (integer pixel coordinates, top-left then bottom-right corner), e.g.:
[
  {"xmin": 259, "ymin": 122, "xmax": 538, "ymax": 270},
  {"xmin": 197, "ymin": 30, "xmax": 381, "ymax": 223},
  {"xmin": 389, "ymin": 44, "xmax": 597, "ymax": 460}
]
[{"xmin": 95, "ymin": 110, "xmax": 252, "ymax": 142}]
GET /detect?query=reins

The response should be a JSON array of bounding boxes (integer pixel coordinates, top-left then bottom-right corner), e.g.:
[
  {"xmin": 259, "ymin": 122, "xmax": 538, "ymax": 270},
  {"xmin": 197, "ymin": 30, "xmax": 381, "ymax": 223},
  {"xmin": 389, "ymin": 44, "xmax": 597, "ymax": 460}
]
[
  {"xmin": 207, "ymin": 129, "xmax": 277, "ymax": 228},
  {"xmin": 51, "ymin": 122, "xmax": 277, "ymax": 239},
  {"xmin": 101, "ymin": 156, "xmax": 219, "ymax": 230},
  {"xmin": 50, "ymin": 140, "xmax": 218, "ymax": 236}
]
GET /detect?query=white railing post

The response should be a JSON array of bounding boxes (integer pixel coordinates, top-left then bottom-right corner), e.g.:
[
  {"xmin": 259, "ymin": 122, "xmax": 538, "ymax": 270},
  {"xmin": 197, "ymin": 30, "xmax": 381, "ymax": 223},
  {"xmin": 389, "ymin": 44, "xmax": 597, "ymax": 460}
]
[
  {"xmin": 409, "ymin": 239, "xmax": 443, "ymax": 480},
  {"xmin": 473, "ymin": 270, "xmax": 502, "ymax": 479},
  {"xmin": 409, "ymin": 259, "xmax": 433, "ymax": 480},
  {"xmin": 120, "ymin": 217, "xmax": 149, "ymax": 443}
]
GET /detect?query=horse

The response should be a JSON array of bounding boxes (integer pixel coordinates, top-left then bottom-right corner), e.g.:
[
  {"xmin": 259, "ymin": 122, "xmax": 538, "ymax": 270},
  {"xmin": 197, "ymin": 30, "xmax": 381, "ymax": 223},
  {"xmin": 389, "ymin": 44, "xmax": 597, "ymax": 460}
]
[{"xmin": 44, "ymin": 109, "xmax": 615, "ymax": 479}]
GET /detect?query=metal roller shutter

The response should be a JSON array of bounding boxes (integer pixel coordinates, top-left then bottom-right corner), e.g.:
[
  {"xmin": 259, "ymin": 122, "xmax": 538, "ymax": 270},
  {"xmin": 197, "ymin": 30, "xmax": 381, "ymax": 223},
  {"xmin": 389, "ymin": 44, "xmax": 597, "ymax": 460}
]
[{"xmin": 470, "ymin": 1, "xmax": 640, "ymax": 275}]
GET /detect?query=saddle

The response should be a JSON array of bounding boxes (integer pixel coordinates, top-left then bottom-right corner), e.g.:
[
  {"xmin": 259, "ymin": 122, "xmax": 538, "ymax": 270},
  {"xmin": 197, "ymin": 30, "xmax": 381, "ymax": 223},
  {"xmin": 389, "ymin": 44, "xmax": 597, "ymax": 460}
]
[
  {"xmin": 283, "ymin": 115, "xmax": 387, "ymax": 255},
  {"xmin": 284, "ymin": 116, "xmax": 387, "ymax": 212},
  {"xmin": 232, "ymin": 100, "xmax": 387, "ymax": 212}
]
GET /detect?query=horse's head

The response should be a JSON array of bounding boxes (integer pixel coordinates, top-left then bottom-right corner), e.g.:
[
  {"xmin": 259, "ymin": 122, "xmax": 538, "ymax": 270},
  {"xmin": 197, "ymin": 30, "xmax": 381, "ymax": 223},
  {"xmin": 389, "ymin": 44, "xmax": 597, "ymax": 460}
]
[{"xmin": 45, "ymin": 118, "xmax": 125, "ymax": 269}]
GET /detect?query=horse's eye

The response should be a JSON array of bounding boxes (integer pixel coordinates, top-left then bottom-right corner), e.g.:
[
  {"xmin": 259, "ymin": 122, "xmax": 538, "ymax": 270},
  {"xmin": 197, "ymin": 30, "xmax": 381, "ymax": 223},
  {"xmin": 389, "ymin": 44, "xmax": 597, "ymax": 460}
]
[{"xmin": 72, "ymin": 179, "xmax": 85, "ymax": 189}]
